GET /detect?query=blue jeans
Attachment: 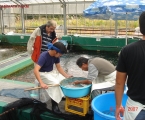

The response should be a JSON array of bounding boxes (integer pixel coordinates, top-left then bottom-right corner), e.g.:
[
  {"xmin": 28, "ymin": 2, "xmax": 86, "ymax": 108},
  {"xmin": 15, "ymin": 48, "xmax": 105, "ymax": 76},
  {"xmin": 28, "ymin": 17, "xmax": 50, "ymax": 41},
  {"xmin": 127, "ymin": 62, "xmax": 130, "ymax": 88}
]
[{"xmin": 135, "ymin": 110, "xmax": 145, "ymax": 120}]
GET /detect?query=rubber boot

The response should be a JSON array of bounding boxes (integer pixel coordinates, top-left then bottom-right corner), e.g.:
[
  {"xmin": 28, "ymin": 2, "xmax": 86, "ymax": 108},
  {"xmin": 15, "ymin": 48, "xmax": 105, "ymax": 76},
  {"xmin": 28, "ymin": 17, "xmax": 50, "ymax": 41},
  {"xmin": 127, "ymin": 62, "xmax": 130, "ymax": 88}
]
[{"xmin": 51, "ymin": 99, "xmax": 62, "ymax": 114}]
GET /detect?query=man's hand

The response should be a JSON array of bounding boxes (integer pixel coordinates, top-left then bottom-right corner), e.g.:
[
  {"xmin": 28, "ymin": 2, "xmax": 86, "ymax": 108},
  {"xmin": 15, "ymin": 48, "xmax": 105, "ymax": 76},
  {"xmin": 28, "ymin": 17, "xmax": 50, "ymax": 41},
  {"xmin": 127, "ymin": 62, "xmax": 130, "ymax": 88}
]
[
  {"xmin": 40, "ymin": 83, "xmax": 48, "ymax": 89},
  {"xmin": 72, "ymin": 80, "xmax": 80, "ymax": 85},
  {"xmin": 66, "ymin": 74, "xmax": 73, "ymax": 78},
  {"xmin": 116, "ymin": 105, "xmax": 124, "ymax": 120}
]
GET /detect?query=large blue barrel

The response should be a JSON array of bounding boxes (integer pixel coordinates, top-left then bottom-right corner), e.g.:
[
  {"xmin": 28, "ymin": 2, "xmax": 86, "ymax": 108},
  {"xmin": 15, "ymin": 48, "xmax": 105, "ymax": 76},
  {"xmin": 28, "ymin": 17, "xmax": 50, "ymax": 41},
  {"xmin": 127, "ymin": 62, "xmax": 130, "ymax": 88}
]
[{"xmin": 91, "ymin": 92, "xmax": 128, "ymax": 120}]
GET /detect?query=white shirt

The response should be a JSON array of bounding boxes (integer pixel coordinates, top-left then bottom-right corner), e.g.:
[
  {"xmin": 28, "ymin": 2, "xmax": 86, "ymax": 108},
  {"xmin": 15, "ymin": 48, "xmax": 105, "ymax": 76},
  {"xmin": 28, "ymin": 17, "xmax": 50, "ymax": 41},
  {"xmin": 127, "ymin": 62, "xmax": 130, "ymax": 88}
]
[{"xmin": 87, "ymin": 63, "xmax": 98, "ymax": 81}]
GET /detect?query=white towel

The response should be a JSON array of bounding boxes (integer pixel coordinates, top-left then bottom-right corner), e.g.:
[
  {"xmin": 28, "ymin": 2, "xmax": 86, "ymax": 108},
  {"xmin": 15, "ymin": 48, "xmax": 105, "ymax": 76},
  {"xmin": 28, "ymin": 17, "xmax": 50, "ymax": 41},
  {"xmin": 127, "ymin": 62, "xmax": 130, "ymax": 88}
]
[
  {"xmin": 124, "ymin": 97, "xmax": 145, "ymax": 120},
  {"xmin": 91, "ymin": 71, "xmax": 116, "ymax": 91}
]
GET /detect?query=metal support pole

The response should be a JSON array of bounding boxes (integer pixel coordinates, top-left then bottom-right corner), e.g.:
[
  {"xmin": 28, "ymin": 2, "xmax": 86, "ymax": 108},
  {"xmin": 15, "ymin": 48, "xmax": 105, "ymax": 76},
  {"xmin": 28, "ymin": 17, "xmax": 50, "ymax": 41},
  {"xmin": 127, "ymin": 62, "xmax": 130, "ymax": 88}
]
[
  {"xmin": 115, "ymin": 20, "xmax": 118, "ymax": 37},
  {"xmin": 0, "ymin": 8, "xmax": 4, "ymax": 34},
  {"xmin": 63, "ymin": 3, "xmax": 67, "ymax": 35},
  {"xmin": 125, "ymin": 13, "xmax": 128, "ymax": 45},
  {"xmin": 59, "ymin": 0, "xmax": 67, "ymax": 35},
  {"xmin": 21, "ymin": 7, "xmax": 25, "ymax": 33}
]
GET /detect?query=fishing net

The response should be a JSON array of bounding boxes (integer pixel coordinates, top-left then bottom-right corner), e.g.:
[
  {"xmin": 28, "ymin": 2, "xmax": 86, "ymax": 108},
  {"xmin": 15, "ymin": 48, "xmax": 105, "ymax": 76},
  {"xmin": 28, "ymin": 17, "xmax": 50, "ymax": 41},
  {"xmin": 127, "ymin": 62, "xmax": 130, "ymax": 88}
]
[
  {"xmin": 103, "ymin": 109, "xmax": 116, "ymax": 116},
  {"xmin": 0, "ymin": 88, "xmax": 31, "ymax": 98},
  {"xmin": 0, "ymin": 77, "xmax": 91, "ymax": 100},
  {"xmin": 0, "ymin": 98, "xmax": 93, "ymax": 120},
  {"xmin": 0, "ymin": 78, "xmax": 93, "ymax": 120},
  {"xmin": 102, "ymin": 109, "xmax": 123, "ymax": 117}
]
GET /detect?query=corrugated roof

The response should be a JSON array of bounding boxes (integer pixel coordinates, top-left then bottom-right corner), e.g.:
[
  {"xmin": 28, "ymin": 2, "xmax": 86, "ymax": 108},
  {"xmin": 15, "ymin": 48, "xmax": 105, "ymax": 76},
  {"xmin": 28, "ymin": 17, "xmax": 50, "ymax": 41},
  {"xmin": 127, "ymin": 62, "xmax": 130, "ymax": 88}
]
[{"xmin": 0, "ymin": 0, "xmax": 95, "ymax": 5}]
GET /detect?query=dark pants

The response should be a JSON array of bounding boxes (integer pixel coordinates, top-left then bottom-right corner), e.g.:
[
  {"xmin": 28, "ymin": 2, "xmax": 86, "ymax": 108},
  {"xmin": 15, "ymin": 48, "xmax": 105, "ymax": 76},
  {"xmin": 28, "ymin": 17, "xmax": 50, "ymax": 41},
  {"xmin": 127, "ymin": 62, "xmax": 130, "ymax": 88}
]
[
  {"xmin": 135, "ymin": 110, "xmax": 145, "ymax": 120},
  {"xmin": 91, "ymin": 90, "xmax": 101, "ymax": 99},
  {"xmin": 91, "ymin": 86, "xmax": 115, "ymax": 100}
]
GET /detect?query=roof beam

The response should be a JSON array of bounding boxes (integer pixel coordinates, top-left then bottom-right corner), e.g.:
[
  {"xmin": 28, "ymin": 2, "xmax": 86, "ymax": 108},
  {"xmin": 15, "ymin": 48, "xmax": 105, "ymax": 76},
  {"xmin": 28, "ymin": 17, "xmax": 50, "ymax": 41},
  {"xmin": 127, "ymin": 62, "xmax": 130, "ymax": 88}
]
[
  {"xmin": 0, "ymin": 0, "xmax": 94, "ymax": 5},
  {"xmin": 59, "ymin": 0, "xmax": 64, "ymax": 5},
  {"xmin": 11, "ymin": 0, "xmax": 22, "ymax": 5},
  {"xmin": 11, "ymin": 1, "xmax": 93, "ymax": 5}
]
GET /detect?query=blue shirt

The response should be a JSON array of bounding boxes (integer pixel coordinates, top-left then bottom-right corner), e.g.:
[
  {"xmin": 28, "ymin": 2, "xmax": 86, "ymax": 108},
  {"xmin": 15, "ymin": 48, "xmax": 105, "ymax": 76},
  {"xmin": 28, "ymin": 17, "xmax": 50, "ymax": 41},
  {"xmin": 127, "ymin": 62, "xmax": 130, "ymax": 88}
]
[{"xmin": 37, "ymin": 51, "xmax": 60, "ymax": 72}]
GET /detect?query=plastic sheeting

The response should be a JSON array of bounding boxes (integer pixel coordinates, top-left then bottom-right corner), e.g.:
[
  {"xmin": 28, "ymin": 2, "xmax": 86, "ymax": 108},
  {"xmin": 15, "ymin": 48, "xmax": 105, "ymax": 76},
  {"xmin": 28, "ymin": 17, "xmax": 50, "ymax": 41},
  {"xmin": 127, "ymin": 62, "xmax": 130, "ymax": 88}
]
[{"xmin": 83, "ymin": 0, "xmax": 145, "ymax": 20}]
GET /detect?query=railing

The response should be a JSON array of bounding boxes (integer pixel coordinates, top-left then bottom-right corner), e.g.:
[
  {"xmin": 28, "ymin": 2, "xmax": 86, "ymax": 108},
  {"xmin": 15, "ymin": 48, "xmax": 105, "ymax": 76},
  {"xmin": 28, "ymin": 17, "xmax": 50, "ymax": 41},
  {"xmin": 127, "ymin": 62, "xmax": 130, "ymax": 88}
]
[{"xmin": 1, "ymin": 26, "xmax": 142, "ymax": 37}]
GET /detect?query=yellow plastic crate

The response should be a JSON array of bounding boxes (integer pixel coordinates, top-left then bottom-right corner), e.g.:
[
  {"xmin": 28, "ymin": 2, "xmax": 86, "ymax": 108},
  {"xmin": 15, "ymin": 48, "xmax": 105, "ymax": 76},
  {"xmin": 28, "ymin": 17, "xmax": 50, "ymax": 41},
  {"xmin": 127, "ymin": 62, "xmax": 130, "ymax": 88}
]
[{"xmin": 65, "ymin": 95, "xmax": 90, "ymax": 116}]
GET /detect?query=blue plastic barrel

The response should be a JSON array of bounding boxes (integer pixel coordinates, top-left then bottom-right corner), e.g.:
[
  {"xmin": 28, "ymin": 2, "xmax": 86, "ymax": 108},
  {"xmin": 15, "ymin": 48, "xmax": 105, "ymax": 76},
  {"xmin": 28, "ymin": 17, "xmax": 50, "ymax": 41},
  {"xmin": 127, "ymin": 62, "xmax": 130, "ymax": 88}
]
[{"xmin": 91, "ymin": 92, "xmax": 128, "ymax": 120}]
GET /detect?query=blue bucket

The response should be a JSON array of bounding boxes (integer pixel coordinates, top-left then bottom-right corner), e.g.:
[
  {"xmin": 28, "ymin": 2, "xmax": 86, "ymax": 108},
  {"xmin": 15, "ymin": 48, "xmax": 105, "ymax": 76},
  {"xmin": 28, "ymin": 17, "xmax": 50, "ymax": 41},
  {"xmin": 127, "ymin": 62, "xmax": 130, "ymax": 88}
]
[
  {"xmin": 91, "ymin": 92, "xmax": 128, "ymax": 120},
  {"xmin": 60, "ymin": 77, "xmax": 92, "ymax": 98},
  {"xmin": 61, "ymin": 85, "xmax": 91, "ymax": 98}
]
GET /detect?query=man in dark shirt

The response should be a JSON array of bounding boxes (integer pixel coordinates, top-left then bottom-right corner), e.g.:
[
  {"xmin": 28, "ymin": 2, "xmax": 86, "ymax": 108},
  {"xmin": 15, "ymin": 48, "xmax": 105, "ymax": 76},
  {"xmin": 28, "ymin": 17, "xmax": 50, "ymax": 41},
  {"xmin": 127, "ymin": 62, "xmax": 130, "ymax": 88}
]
[
  {"xmin": 34, "ymin": 42, "xmax": 72, "ymax": 114},
  {"xmin": 115, "ymin": 11, "xmax": 145, "ymax": 120}
]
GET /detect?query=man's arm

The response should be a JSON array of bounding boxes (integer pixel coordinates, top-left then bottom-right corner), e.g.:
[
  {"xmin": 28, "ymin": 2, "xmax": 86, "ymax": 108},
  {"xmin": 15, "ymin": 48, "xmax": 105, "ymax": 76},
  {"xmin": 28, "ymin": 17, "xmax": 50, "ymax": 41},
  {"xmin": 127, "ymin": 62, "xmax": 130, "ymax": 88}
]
[
  {"xmin": 52, "ymin": 38, "xmax": 58, "ymax": 44},
  {"xmin": 73, "ymin": 64, "xmax": 97, "ymax": 85},
  {"xmin": 33, "ymin": 64, "xmax": 48, "ymax": 89},
  {"xmin": 27, "ymin": 28, "xmax": 40, "ymax": 54},
  {"xmin": 55, "ymin": 63, "xmax": 72, "ymax": 78},
  {"xmin": 73, "ymin": 80, "xmax": 92, "ymax": 85},
  {"xmin": 115, "ymin": 71, "xmax": 127, "ymax": 120},
  {"xmin": 87, "ymin": 64, "xmax": 98, "ymax": 81}
]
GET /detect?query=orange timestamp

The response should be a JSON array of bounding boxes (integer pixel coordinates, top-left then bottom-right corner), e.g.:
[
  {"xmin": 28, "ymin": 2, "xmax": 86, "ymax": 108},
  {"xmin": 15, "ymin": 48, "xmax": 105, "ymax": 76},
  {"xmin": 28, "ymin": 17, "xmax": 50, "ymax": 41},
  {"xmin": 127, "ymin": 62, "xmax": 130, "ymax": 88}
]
[{"xmin": 128, "ymin": 107, "xmax": 138, "ymax": 111}]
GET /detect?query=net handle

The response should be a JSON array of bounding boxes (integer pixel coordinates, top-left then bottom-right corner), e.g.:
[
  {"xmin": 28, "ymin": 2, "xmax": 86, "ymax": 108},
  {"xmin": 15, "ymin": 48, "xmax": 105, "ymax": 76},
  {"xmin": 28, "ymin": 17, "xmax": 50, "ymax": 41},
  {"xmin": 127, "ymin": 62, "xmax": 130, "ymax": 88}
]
[{"xmin": 24, "ymin": 84, "xmax": 59, "ymax": 91}]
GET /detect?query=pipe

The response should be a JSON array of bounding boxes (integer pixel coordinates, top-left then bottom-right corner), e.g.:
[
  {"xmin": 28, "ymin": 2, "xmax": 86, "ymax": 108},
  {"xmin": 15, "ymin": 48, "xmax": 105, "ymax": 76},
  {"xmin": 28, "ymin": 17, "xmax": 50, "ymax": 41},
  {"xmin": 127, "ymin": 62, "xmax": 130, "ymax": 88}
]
[
  {"xmin": 21, "ymin": 7, "xmax": 25, "ymax": 33},
  {"xmin": 0, "ymin": 8, "xmax": 4, "ymax": 33}
]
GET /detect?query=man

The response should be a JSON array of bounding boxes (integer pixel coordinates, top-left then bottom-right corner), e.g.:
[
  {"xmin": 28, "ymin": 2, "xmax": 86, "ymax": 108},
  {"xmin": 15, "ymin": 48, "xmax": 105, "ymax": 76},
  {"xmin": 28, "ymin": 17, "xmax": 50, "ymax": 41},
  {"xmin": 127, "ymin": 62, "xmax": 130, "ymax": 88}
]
[
  {"xmin": 115, "ymin": 11, "xmax": 145, "ymax": 120},
  {"xmin": 27, "ymin": 20, "xmax": 58, "ymax": 63},
  {"xmin": 73, "ymin": 57, "xmax": 116, "ymax": 99},
  {"xmin": 34, "ymin": 42, "xmax": 72, "ymax": 114}
]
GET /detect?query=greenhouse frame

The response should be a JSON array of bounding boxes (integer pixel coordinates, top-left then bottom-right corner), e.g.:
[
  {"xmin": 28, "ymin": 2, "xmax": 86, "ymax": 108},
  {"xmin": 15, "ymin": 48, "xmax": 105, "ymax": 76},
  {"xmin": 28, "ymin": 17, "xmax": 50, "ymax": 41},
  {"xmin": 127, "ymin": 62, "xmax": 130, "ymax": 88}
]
[
  {"xmin": 0, "ymin": 0, "xmax": 98, "ymax": 35},
  {"xmin": 0, "ymin": 0, "xmax": 140, "ymax": 37}
]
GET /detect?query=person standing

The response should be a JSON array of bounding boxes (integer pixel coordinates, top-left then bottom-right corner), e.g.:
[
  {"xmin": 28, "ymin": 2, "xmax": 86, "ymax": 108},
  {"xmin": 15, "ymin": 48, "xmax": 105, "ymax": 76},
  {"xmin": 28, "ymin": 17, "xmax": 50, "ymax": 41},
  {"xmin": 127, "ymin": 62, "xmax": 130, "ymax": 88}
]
[
  {"xmin": 27, "ymin": 20, "xmax": 58, "ymax": 63},
  {"xmin": 115, "ymin": 11, "xmax": 145, "ymax": 120},
  {"xmin": 34, "ymin": 42, "xmax": 72, "ymax": 114}
]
